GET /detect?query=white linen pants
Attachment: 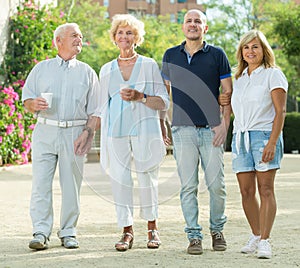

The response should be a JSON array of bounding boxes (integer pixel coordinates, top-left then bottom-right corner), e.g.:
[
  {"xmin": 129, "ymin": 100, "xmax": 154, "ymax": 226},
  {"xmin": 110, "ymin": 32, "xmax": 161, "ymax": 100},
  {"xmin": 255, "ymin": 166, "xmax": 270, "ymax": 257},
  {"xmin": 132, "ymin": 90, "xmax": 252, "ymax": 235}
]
[
  {"xmin": 30, "ymin": 124, "xmax": 84, "ymax": 238},
  {"xmin": 107, "ymin": 136, "xmax": 159, "ymax": 228}
]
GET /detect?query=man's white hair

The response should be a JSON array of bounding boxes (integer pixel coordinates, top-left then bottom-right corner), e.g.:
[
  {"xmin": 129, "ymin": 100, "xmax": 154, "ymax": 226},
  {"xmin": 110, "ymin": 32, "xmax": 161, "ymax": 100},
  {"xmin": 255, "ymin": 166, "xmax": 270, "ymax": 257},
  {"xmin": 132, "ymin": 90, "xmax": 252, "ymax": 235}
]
[{"xmin": 53, "ymin": 23, "xmax": 80, "ymax": 48}]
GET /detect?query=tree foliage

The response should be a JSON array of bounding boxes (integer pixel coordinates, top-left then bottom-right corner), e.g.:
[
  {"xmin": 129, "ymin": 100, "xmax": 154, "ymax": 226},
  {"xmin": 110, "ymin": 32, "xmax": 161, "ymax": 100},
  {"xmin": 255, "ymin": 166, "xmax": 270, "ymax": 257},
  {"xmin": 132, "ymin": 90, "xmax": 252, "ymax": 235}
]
[
  {"xmin": 2, "ymin": 1, "xmax": 61, "ymax": 83},
  {"xmin": 138, "ymin": 15, "xmax": 182, "ymax": 67},
  {"xmin": 203, "ymin": 0, "xmax": 254, "ymax": 67},
  {"xmin": 0, "ymin": 0, "xmax": 62, "ymax": 165},
  {"xmin": 272, "ymin": 5, "xmax": 300, "ymax": 57},
  {"xmin": 56, "ymin": 1, "xmax": 183, "ymax": 71},
  {"xmin": 57, "ymin": 0, "xmax": 112, "ymax": 72},
  {"xmin": 202, "ymin": 0, "xmax": 300, "ymax": 110},
  {"xmin": 269, "ymin": 3, "xmax": 300, "ymax": 99}
]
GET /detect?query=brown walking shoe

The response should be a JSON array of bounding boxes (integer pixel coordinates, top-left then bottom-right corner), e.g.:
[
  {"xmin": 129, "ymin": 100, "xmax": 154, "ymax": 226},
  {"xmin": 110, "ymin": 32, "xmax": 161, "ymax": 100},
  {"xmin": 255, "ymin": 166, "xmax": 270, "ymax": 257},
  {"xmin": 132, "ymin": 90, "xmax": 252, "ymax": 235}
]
[
  {"xmin": 211, "ymin": 231, "xmax": 227, "ymax": 251},
  {"xmin": 187, "ymin": 238, "xmax": 203, "ymax": 255}
]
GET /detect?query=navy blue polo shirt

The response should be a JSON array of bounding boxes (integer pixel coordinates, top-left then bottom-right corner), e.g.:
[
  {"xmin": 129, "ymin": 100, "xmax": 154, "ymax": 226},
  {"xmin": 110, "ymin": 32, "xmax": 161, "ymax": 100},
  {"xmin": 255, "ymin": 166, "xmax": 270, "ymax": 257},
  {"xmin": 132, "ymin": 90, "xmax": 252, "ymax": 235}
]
[{"xmin": 162, "ymin": 41, "xmax": 231, "ymax": 127}]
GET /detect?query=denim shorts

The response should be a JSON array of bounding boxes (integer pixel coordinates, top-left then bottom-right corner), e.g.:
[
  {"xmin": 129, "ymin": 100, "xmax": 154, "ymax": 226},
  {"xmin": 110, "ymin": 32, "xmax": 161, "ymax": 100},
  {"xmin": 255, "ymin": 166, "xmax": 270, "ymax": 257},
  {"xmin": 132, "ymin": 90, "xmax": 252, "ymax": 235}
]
[{"xmin": 231, "ymin": 131, "xmax": 283, "ymax": 173}]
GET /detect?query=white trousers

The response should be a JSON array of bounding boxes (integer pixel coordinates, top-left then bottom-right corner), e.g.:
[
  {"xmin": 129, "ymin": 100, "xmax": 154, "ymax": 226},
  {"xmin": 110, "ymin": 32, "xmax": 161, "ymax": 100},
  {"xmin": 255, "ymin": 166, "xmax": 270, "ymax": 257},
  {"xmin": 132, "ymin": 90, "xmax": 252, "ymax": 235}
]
[
  {"xmin": 30, "ymin": 124, "xmax": 84, "ymax": 238},
  {"xmin": 107, "ymin": 136, "xmax": 159, "ymax": 228}
]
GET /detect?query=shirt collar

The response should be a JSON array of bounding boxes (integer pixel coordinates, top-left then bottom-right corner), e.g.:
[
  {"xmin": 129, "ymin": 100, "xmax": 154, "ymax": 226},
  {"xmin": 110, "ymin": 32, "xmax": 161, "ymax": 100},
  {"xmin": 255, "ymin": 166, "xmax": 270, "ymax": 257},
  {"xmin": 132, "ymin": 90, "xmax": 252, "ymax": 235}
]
[
  {"xmin": 180, "ymin": 40, "xmax": 209, "ymax": 53},
  {"xmin": 55, "ymin": 55, "xmax": 77, "ymax": 68},
  {"xmin": 242, "ymin": 65, "xmax": 264, "ymax": 76}
]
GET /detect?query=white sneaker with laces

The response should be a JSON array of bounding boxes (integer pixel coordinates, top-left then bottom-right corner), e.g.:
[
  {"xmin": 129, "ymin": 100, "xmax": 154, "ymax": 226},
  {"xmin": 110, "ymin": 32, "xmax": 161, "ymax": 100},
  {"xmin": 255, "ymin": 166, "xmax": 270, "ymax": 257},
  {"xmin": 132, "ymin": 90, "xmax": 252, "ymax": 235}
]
[
  {"xmin": 257, "ymin": 239, "xmax": 272, "ymax": 259},
  {"xmin": 241, "ymin": 234, "xmax": 261, "ymax": 254}
]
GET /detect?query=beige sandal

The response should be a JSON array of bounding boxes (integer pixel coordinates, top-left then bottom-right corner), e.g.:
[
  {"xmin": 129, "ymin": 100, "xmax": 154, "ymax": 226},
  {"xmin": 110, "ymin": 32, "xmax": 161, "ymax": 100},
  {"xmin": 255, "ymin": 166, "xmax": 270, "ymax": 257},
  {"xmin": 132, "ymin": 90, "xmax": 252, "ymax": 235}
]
[
  {"xmin": 147, "ymin": 230, "xmax": 161, "ymax": 249},
  {"xmin": 115, "ymin": 232, "xmax": 134, "ymax": 251}
]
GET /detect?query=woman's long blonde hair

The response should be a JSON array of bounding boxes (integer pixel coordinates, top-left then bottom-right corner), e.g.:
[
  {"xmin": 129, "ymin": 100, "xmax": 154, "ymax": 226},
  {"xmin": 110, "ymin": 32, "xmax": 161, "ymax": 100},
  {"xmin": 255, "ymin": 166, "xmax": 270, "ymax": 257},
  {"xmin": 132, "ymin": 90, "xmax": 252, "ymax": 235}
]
[{"xmin": 234, "ymin": 30, "xmax": 276, "ymax": 79}]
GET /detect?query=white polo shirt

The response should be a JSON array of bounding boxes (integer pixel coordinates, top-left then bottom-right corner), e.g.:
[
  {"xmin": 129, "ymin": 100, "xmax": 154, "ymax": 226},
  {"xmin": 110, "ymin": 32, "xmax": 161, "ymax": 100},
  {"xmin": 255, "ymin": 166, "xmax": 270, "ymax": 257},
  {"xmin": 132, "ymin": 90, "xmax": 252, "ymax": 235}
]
[{"xmin": 232, "ymin": 66, "xmax": 288, "ymax": 153}]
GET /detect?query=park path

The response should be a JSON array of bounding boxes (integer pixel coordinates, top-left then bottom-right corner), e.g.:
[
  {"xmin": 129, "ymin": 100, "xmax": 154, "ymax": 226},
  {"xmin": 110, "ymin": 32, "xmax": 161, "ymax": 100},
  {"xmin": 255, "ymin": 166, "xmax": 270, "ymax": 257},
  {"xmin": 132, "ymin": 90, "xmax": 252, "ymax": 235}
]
[{"xmin": 0, "ymin": 153, "xmax": 299, "ymax": 267}]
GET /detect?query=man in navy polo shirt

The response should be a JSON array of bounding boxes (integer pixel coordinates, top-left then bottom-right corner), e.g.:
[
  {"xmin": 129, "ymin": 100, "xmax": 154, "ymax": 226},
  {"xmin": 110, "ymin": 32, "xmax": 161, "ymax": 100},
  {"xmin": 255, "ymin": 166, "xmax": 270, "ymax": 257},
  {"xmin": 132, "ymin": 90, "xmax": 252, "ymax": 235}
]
[{"xmin": 161, "ymin": 9, "xmax": 232, "ymax": 255}]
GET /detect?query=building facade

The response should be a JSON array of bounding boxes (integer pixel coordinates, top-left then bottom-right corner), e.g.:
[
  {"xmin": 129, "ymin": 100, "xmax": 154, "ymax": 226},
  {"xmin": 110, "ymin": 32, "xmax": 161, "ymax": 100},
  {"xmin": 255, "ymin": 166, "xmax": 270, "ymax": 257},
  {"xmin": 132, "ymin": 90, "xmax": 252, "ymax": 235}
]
[
  {"xmin": 0, "ymin": 0, "xmax": 20, "ymax": 68},
  {"xmin": 97, "ymin": 0, "xmax": 204, "ymax": 22}
]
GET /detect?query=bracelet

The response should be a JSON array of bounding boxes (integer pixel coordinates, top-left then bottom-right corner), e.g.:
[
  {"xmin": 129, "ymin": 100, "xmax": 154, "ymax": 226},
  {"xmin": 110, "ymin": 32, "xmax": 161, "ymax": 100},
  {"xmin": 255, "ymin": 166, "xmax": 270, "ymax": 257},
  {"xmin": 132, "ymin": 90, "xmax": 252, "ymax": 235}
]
[{"xmin": 83, "ymin": 126, "xmax": 93, "ymax": 136}]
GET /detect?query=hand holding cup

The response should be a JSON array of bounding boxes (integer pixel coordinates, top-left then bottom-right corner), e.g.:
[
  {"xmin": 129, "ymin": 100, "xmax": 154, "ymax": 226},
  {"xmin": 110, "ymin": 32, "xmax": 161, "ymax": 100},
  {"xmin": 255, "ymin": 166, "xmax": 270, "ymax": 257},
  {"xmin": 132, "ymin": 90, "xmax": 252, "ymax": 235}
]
[{"xmin": 41, "ymin": 92, "xmax": 53, "ymax": 108}]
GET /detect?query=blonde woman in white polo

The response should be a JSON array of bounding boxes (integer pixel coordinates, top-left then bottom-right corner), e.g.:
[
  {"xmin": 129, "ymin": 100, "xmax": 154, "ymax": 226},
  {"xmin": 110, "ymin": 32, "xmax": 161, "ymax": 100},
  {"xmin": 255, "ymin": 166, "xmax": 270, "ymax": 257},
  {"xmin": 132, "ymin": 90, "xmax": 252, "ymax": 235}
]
[{"xmin": 231, "ymin": 30, "xmax": 288, "ymax": 259}]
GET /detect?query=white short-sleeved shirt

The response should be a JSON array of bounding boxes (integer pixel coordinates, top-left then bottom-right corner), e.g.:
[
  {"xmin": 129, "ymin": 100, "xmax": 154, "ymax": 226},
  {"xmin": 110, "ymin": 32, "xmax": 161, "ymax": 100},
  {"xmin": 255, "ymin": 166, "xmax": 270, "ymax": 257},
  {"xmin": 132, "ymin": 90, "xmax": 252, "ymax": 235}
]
[{"xmin": 232, "ymin": 66, "xmax": 288, "ymax": 153}]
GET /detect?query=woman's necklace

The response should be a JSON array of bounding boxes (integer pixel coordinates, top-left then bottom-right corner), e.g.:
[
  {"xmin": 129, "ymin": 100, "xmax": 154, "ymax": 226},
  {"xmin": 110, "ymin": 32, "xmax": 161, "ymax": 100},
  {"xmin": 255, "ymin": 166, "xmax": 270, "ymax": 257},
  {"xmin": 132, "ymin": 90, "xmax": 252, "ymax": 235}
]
[{"xmin": 118, "ymin": 52, "xmax": 137, "ymax": 61}]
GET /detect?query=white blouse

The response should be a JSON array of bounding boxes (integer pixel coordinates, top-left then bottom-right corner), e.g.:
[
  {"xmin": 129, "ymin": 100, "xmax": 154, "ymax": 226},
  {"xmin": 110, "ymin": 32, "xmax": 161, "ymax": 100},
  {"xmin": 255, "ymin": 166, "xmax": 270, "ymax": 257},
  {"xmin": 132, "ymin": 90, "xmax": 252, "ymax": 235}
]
[
  {"xmin": 97, "ymin": 56, "xmax": 170, "ymax": 171},
  {"xmin": 232, "ymin": 66, "xmax": 288, "ymax": 153}
]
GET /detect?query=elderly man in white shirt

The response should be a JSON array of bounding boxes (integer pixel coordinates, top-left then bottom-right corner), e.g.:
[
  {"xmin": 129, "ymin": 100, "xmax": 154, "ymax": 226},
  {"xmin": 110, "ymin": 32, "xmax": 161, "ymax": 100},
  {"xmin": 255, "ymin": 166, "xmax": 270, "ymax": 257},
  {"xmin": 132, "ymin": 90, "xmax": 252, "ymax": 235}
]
[{"xmin": 22, "ymin": 23, "xmax": 100, "ymax": 250}]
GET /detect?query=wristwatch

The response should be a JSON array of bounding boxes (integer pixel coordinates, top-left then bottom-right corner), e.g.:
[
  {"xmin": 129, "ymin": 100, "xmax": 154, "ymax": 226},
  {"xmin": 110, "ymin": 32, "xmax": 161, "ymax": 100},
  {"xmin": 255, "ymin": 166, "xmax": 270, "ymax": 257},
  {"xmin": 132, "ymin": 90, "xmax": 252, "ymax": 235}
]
[
  {"xmin": 141, "ymin": 93, "xmax": 147, "ymax": 103},
  {"xmin": 83, "ymin": 126, "xmax": 93, "ymax": 136}
]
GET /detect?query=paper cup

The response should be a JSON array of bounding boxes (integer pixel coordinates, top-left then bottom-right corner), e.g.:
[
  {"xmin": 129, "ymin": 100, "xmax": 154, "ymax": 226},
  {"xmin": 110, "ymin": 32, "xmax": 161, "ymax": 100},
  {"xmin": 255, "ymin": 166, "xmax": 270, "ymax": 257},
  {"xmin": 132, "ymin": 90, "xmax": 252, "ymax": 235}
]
[
  {"xmin": 41, "ymin": 92, "xmax": 53, "ymax": 108},
  {"xmin": 120, "ymin": 84, "xmax": 129, "ymax": 92}
]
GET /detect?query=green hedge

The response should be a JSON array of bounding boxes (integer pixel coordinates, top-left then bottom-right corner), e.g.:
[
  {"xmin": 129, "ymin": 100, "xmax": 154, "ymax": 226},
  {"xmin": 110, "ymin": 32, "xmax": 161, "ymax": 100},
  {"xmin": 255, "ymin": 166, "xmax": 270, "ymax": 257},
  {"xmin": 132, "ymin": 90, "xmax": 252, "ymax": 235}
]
[
  {"xmin": 283, "ymin": 112, "xmax": 300, "ymax": 153},
  {"xmin": 225, "ymin": 112, "xmax": 300, "ymax": 153}
]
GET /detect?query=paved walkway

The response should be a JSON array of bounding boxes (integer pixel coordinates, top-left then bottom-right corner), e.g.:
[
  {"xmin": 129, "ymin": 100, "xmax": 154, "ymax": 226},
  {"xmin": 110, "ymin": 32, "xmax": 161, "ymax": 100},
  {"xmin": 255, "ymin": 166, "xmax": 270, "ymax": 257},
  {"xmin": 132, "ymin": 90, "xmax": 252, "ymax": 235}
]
[{"xmin": 0, "ymin": 153, "xmax": 299, "ymax": 267}]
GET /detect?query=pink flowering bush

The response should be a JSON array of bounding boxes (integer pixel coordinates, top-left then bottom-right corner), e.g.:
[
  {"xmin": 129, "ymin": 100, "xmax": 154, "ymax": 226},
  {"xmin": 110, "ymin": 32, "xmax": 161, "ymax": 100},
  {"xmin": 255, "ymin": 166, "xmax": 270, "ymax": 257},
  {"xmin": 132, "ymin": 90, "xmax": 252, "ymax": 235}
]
[
  {"xmin": 0, "ymin": 0, "xmax": 108, "ymax": 165},
  {"xmin": 0, "ymin": 0, "xmax": 63, "ymax": 165},
  {"xmin": 0, "ymin": 82, "xmax": 33, "ymax": 164},
  {"xmin": 3, "ymin": 1, "xmax": 62, "ymax": 83}
]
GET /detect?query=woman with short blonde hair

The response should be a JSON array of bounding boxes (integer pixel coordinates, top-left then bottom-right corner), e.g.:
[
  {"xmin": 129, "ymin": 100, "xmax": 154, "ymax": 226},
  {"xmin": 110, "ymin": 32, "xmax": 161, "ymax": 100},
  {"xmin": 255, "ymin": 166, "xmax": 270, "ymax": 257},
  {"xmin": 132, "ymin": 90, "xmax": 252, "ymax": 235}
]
[{"xmin": 98, "ymin": 14, "xmax": 169, "ymax": 252}]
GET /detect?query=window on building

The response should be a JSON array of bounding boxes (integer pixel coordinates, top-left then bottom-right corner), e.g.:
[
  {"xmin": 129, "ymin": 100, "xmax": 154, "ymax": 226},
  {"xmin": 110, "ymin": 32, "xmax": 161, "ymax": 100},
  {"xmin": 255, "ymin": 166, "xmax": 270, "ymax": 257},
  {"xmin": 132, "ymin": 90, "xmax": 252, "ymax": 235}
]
[
  {"xmin": 177, "ymin": 10, "xmax": 185, "ymax": 23},
  {"xmin": 103, "ymin": 0, "xmax": 109, "ymax": 6},
  {"xmin": 128, "ymin": 9, "xmax": 145, "ymax": 17},
  {"xmin": 170, "ymin": 13, "xmax": 176, "ymax": 22},
  {"xmin": 170, "ymin": 0, "xmax": 175, "ymax": 3},
  {"xmin": 177, "ymin": 0, "xmax": 187, "ymax": 3},
  {"xmin": 146, "ymin": 0, "xmax": 156, "ymax": 3}
]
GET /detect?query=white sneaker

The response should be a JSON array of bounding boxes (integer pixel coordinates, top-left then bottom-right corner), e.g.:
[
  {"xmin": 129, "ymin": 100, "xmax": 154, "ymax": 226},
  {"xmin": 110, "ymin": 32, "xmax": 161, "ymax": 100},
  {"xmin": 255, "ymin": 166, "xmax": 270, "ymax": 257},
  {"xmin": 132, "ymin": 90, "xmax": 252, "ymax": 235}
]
[
  {"xmin": 241, "ymin": 234, "xmax": 261, "ymax": 254},
  {"xmin": 257, "ymin": 239, "xmax": 272, "ymax": 259}
]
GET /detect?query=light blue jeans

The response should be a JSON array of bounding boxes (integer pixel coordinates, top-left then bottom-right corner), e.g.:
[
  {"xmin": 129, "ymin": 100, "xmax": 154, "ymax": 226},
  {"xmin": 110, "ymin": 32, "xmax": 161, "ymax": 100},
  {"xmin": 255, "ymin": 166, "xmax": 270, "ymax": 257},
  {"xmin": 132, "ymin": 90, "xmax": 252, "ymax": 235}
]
[{"xmin": 171, "ymin": 126, "xmax": 227, "ymax": 241}]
